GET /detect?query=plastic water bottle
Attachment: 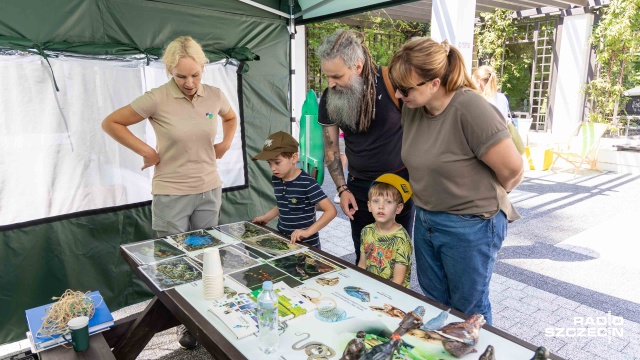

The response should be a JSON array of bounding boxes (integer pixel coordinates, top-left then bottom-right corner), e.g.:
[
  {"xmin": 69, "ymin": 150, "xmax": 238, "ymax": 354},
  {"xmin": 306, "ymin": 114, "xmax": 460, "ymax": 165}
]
[{"xmin": 257, "ymin": 281, "xmax": 279, "ymax": 354}]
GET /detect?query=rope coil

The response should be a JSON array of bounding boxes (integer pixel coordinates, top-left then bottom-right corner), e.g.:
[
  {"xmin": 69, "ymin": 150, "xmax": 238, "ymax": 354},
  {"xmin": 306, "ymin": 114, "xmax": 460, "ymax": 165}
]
[{"xmin": 36, "ymin": 290, "xmax": 101, "ymax": 339}]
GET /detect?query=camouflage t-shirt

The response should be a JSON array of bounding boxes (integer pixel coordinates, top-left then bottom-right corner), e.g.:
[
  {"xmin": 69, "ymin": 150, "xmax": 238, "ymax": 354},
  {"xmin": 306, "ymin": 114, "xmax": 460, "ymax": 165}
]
[{"xmin": 360, "ymin": 224, "xmax": 412, "ymax": 288}]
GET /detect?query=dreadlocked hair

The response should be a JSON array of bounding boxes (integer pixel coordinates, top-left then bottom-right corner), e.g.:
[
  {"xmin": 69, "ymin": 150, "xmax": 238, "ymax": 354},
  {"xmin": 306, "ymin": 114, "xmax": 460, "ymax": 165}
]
[{"xmin": 318, "ymin": 30, "xmax": 378, "ymax": 132}]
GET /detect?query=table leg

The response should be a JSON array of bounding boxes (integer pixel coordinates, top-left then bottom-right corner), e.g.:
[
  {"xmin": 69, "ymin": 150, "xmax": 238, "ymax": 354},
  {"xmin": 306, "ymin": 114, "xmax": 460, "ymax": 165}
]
[{"xmin": 111, "ymin": 297, "xmax": 180, "ymax": 360}]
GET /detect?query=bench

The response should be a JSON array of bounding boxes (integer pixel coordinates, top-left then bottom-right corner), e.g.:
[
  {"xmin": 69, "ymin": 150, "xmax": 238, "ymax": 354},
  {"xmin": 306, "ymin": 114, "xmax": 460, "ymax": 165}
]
[
  {"xmin": 38, "ymin": 333, "xmax": 115, "ymax": 360},
  {"xmin": 615, "ymin": 145, "xmax": 640, "ymax": 152}
]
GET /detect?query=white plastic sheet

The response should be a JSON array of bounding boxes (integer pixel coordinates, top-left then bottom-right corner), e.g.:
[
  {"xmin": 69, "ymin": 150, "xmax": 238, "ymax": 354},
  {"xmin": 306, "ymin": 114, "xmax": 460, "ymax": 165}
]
[{"xmin": 0, "ymin": 55, "xmax": 246, "ymax": 226}]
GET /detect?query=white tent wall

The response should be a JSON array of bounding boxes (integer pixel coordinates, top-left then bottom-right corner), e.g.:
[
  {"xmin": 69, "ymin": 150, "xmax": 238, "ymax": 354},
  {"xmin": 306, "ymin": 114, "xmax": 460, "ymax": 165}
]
[{"xmin": 0, "ymin": 56, "xmax": 245, "ymax": 226}]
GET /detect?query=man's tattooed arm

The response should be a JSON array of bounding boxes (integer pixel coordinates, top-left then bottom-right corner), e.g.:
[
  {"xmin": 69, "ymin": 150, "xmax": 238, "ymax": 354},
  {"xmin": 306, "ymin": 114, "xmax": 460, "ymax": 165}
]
[{"xmin": 323, "ymin": 125, "xmax": 346, "ymax": 187}]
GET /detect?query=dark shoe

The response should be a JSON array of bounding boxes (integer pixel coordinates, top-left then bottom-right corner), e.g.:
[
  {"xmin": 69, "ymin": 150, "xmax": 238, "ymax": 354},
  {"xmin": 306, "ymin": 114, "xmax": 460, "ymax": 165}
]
[{"xmin": 178, "ymin": 326, "xmax": 198, "ymax": 350}]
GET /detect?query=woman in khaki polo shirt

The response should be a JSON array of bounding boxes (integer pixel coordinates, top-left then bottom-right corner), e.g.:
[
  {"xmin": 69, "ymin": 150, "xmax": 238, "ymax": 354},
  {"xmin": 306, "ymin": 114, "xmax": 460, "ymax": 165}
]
[
  {"xmin": 389, "ymin": 38, "xmax": 523, "ymax": 326},
  {"xmin": 102, "ymin": 36, "xmax": 237, "ymax": 349}
]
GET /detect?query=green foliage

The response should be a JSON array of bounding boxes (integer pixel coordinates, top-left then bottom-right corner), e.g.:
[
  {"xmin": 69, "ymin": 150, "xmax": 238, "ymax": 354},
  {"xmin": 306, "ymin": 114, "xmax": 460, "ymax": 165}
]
[
  {"xmin": 475, "ymin": 9, "xmax": 535, "ymax": 112},
  {"xmin": 475, "ymin": 9, "xmax": 515, "ymax": 69},
  {"xmin": 360, "ymin": 13, "xmax": 427, "ymax": 66},
  {"xmin": 585, "ymin": 0, "xmax": 640, "ymax": 123},
  {"xmin": 626, "ymin": 60, "xmax": 640, "ymax": 88},
  {"xmin": 306, "ymin": 13, "xmax": 427, "ymax": 93},
  {"xmin": 502, "ymin": 43, "xmax": 534, "ymax": 112}
]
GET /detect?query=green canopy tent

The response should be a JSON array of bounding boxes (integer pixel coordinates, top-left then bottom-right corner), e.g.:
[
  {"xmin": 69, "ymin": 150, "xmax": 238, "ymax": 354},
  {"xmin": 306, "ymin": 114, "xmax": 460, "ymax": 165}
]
[{"xmin": 0, "ymin": 0, "xmax": 418, "ymax": 345}]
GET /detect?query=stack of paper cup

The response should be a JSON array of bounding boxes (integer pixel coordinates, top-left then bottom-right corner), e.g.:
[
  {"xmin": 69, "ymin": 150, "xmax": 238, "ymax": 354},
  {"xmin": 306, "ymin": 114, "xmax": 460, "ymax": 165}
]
[{"xmin": 202, "ymin": 248, "xmax": 224, "ymax": 300}]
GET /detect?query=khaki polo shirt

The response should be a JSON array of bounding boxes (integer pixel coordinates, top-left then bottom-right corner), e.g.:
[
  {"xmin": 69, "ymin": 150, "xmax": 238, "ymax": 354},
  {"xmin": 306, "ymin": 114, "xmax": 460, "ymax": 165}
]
[
  {"xmin": 131, "ymin": 79, "xmax": 231, "ymax": 195},
  {"xmin": 401, "ymin": 88, "xmax": 520, "ymax": 222}
]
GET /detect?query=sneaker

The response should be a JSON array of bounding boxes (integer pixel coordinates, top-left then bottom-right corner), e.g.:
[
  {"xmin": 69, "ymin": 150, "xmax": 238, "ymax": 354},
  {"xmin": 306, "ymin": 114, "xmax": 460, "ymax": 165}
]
[
  {"xmin": 177, "ymin": 325, "xmax": 198, "ymax": 350},
  {"xmin": 333, "ymin": 194, "xmax": 340, "ymax": 204}
]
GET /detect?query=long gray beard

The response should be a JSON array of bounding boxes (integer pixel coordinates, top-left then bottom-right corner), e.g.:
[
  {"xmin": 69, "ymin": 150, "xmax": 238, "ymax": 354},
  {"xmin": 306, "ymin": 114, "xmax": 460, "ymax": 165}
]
[{"xmin": 326, "ymin": 74, "xmax": 364, "ymax": 132}]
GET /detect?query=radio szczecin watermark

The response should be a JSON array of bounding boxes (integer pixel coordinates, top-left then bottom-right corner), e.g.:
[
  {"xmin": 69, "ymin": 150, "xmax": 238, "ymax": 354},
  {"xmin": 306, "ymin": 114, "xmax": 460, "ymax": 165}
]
[{"xmin": 545, "ymin": 312, "xmax": 624, "ymax": 341}]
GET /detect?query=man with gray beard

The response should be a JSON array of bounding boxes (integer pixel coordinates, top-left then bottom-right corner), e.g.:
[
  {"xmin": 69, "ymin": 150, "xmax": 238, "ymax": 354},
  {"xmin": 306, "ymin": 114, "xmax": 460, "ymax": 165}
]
[{"xmin": 317, "ymin": 30, "xmax": 414, "ymax": 264}]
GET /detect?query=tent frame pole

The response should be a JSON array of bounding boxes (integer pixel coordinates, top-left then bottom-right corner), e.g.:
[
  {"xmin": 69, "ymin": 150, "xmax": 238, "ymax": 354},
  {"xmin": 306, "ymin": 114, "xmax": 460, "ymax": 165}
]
[
  {"xmin": 236, "ymin": 0, "xmax": 289, "ymax": 17},
  {"xmin": 294, "ymin": 0, "xmax": 340, "ymax": 19},
  {"xmin": 289, "ymin": 0, "xmax": 296, "ymax": 131}
]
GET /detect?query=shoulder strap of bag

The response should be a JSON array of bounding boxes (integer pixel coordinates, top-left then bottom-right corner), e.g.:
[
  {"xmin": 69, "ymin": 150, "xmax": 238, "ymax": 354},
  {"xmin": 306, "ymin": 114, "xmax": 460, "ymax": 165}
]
[{"xmin": 381, "ymin": 66, "xmax": 401, "ymax": 110}]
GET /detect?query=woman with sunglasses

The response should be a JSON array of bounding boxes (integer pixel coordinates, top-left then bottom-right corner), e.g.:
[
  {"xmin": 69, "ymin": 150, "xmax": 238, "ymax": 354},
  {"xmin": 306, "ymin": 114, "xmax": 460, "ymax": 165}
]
[{"xmin": 388, "ymin": 38, "xmax": 524, "ymax": 325}]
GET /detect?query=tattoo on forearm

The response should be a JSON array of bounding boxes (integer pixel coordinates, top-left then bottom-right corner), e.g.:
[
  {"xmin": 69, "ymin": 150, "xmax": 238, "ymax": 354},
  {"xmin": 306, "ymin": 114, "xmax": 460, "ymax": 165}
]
[
  {"xmin": 327, "ymin": 150, "xmax": 345, "ymax": 184},
  {"xmin": 323, "ymin": 128, "xmax": 346, "ymax": 185}
]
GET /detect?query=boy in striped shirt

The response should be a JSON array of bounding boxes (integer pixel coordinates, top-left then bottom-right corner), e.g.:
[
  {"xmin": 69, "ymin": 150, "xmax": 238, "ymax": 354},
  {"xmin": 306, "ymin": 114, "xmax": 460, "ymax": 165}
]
[{"xmin": 252, "ymin": 131, "xmax": 337, "ymax": 248}]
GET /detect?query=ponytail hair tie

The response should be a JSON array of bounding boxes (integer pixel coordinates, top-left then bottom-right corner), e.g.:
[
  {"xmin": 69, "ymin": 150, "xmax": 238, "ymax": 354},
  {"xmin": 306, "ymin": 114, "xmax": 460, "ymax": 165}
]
[{"xmin": 440, "ymin": 40, "xmax": 450, "ymax": 55}]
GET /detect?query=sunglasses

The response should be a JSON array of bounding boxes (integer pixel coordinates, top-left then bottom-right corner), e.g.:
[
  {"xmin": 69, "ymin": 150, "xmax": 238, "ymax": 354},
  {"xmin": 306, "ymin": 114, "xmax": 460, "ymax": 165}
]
[{"xmin": 393, "ymin": 79, "xmax": 430, "ymax": 97}]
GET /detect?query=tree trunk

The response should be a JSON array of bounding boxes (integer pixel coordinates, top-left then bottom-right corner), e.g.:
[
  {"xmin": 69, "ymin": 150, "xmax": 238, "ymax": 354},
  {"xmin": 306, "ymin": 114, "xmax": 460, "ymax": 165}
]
[{"xmin": 612, "ymin": 59, "xmax": 626, "ymax": 128}]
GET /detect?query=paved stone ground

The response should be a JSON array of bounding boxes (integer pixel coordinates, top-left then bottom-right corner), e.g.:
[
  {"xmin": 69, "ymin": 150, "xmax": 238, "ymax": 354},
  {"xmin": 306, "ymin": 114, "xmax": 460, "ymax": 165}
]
[
  {"xmin": 319, "ymin": 168, "xmax": 640, "ymax": 360},
  {"xmin": 3, "ymin": 168, "xmax": 639, "ymax": 360}
]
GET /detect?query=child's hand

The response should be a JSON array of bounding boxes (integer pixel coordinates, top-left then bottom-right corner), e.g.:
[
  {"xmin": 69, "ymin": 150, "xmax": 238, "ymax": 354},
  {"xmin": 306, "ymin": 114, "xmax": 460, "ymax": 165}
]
[
  {"xmin": 290, "ymin": 229, "xmax": 311, "ymax": 243},
  {"xmin": 252, "ymin": 215, "xmax": 268, "ymax": 225}
]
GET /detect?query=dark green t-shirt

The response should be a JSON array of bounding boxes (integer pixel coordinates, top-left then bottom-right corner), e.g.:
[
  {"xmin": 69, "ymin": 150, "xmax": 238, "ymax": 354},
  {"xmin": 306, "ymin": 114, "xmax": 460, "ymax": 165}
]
[{"xmin": 401, "ymin": 88, "xmax": 520, "ymax": 221}]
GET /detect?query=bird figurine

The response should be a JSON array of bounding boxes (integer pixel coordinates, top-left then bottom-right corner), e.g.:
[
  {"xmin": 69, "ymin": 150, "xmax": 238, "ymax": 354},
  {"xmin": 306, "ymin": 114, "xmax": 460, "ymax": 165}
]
[
  {"xmin": 393, "ymin": 306, "xmax": 425, "ymax": 337},
  {"xmin": 421, "ymin": 309, "xmax": 450, "ymax": 331},
  {"xmin": 340, "ymin": 331, "xmax": 366, "ymax": 360},
  {"xmin": 479, "ymin": 345, "xmax": 495, "ymax": 360},
  {"xmin": 530, "ymin": 346, "xmax": 549, "ymax": 360},
  {"xmin": 359, "ymin": 333, "xmax": 402, "ymax": 360},
  {"xmin": 360, "ymin": 306, "xmax": 425, "ymax": 360},
  {"xmin": 434, "ymin": 313, "xmax": 486, "ymax": 358}
]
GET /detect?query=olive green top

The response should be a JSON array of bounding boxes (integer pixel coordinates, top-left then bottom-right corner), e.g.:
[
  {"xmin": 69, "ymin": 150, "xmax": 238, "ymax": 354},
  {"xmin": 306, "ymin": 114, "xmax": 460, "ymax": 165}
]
[{"xmin": 401, "ymin": 88, "xmax": 520, "ymax": 222}]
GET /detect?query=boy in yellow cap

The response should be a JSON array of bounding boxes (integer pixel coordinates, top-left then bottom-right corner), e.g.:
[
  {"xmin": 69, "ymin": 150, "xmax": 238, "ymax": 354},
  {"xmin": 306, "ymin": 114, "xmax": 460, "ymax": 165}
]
[
  {"xmin": 252, "ymin": 131, "xmax": 336, "ymax": 248},
  {"xmin": 357, "ymin": 173, "xmax": 412, "ymax": 288}
]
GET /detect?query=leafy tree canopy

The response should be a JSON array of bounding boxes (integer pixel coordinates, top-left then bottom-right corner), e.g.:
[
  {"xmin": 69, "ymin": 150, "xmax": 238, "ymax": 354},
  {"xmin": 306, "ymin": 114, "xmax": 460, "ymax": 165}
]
[{"xmin": 585, "ymin": 0, "xmax": 640, "ymax": 124}]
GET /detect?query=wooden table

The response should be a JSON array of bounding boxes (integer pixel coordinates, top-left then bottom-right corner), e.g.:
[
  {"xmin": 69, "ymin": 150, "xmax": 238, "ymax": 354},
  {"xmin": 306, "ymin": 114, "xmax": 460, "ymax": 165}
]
[
  {"xmin": 110, "ymin": 225, "xmax": 563, "ymax": 360},
  {"xmin": 39, "ymin": 333, "xmax": 115, "ymax": 360}
]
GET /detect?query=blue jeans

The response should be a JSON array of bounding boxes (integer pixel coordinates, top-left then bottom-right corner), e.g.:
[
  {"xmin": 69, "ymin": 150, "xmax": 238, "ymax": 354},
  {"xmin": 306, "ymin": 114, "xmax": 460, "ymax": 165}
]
[{"xmin": 413, "ymin": 207, "xmax": 507, "ymax": 325}]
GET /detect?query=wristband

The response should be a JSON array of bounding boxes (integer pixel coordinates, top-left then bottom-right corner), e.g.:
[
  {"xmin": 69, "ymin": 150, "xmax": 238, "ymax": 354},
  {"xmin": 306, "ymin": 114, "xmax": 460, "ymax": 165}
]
[
  {"xmin": 336, "ymin": 184, "xmax": 348, "ymax": 192},
  {"xmin": 338, "ymin": 188, "xmax": 350, "ymax": 197}
]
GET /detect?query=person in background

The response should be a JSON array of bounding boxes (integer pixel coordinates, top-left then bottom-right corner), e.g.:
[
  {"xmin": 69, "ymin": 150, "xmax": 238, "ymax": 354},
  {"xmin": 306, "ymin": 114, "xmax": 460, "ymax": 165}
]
[
  {"xmin": 317, "ymin": 29, "xmax": 414, "ymax": 265},
  {"xmin": 102, "ymin": 35, "xmax": 237, "ymax": 350},
  {"xmin": 388, "ymin": 38, "xmax": 523, "ymax": 324},
  {"xmin": 472, "ymin": 65, "xmax": 510, "ymax": 123},
  {"xmin": 252, "ymin": 131, "xmax": 337, "ymax": 248},
  {"xmin": 357, "ymin": 174, "xmax": 413, "ymax": 288}
]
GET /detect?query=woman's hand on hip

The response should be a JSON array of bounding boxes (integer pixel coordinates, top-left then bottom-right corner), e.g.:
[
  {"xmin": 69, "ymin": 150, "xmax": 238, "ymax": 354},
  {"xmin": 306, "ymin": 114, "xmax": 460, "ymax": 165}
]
[
  {"xmin": 214, "ymin": 141, "xmax": 231, "ymax": 159},
  {"xmin": 141, "ymin": 148, "xmax": 160, "ymax": 170}
]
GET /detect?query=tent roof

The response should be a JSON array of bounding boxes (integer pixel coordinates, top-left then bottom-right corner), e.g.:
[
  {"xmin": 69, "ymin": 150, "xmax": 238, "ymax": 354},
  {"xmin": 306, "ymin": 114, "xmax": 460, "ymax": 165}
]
[
  {"xmin": 234, "ymin": 0, "xmax": 422, "ymax": 24},
  {"xmin": 340, "ymin": 0, "xmax": 607, "ymax": 23}
]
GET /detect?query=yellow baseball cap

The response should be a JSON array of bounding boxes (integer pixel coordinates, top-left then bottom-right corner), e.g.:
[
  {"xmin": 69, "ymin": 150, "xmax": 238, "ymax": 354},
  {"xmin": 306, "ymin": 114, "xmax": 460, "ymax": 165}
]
[{"xmin": 373, "ymin": 173, "xmax": 412, "ymax": 203}]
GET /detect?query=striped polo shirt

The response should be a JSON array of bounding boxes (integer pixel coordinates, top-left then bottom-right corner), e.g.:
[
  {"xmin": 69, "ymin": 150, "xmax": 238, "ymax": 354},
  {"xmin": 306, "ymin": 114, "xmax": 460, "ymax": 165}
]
[{"xmin": 273, "ymin": 170, "xmax": 327, "ymax": 247}]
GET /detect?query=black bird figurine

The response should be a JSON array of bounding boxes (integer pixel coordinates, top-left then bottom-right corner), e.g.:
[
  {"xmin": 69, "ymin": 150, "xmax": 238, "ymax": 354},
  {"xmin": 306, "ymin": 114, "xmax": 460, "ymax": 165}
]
[
  {"xmin": 359, "ymin": 333, "xmax": 402, "ymax": 360},
  {"xmin": 479, "ymin": 345, "xmax": 495, "ymax": 360},
  {"xmin": 530, "ymin": 346, "xmax": 549, "ymax": 360}
]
